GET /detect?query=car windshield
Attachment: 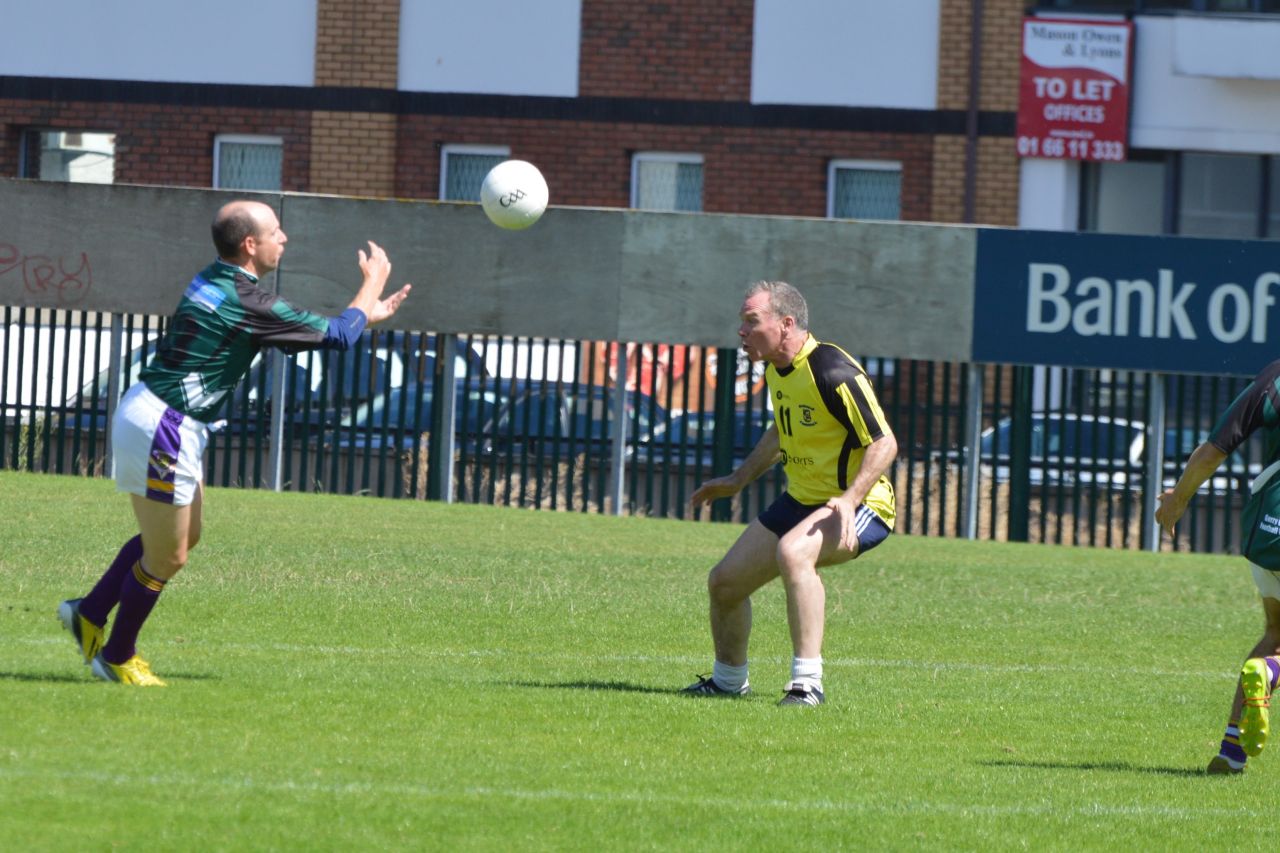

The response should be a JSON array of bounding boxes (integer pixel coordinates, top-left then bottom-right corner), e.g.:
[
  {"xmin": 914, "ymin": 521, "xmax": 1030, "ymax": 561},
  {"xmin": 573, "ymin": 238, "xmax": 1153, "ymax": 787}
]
[
  {"xmin": 495, "ymin": 387, "xmax": 659, "ymax": 440},
  {"xmin": 981, "ymin": 416, "xmax": 1139, "ymax": 461},
  {"xmin": 343, "ymin": 381, "xmax": 505, "ymax": 430}
]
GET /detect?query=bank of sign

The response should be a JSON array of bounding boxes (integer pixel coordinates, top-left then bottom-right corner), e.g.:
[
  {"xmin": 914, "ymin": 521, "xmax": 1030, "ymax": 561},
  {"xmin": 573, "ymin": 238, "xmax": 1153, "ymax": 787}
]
[
  {"xmin": 973, "ymin": 229, "xmax": 1280, "ymax": 377},
  {"xmin": 1017, "ymin": 18, "xmax": 1133, "ymax": 162}
]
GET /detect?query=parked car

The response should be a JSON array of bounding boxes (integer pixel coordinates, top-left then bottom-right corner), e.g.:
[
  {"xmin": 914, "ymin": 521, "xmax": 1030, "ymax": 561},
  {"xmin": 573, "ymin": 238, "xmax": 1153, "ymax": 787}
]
[
  {"xmin": 64, "ymin": 331, "xmax": 487, "ymax": 440},
  {"xmin": 1161, "ymin": 426, "xmax": 1260, "ymax": 493},
  {"xmin": 480, "ymin": 382, "xmax": 664, "ymax": 461},
  {"xmin": 642, "ymin": 407, "xmax": 772, "ymax": 469},
  {"xmin": 337, "ymin": 377, "xmax": 509, "ymax": 451},
  {"xmin": 979, "ymin": 413, "xmax": 1258, "ymax": 492}
]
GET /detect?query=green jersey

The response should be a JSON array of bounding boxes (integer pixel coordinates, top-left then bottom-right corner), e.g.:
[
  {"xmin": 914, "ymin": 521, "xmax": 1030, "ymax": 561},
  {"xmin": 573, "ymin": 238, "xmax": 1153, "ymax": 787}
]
[{"xmin": 140, "ymin": 259, "xmax": 331, "ymax": 422}]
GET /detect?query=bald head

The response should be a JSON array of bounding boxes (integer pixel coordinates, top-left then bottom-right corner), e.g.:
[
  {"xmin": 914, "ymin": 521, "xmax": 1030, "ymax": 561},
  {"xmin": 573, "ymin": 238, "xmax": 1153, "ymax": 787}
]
[
  {"xmin": 211, "ymin": 200, "xmax": 287, "ymax": 274},
  {"xmin": 212, "ymin": 200, "xmax": 273, "ymax": 260}
]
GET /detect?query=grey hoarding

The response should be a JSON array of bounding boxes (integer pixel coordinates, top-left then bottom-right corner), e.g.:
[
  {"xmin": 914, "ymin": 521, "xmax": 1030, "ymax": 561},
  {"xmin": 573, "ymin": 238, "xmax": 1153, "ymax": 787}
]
[{"xmin": 1, "ymin": 180, "xmax": 977, "ymax": 362}]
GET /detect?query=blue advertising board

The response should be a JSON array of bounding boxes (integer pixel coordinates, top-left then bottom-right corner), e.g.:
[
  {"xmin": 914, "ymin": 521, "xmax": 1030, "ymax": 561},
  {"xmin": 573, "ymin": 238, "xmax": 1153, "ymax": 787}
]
[{"xmin": 973, "ymin": 228, "xmax": 1280, "ymax": 377}]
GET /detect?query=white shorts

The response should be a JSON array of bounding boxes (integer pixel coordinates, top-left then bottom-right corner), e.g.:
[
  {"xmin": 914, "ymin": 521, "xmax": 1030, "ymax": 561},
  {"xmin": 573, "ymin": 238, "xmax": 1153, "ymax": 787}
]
[
  {"xmin": 113, "ymin": 382, "xmax": 208, "ymax": 507},
  {"xmin": 1251, "ymin": 563, "xmax": 1280, "ymax": 601}
]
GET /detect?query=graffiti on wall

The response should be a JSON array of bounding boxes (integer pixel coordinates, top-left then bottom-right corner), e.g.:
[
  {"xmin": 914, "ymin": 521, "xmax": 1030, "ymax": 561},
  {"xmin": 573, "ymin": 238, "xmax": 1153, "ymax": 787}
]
[{"xmin": 0, "ymin": 242, "xmax": 93, "ymax": 305}]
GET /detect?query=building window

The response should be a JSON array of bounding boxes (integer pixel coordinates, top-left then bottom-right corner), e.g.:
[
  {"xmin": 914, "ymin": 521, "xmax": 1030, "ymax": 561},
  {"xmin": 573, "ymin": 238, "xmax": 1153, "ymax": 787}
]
[
  {"xmin": 1081, "ymin": 159, "xmax": 1166, "ymax": 235},
  {"xmin": 440, "ymin": 145, "xmax": 509, "ymax": 201},
  {"xmin": 1178, "ymin": 152, "xmax": 1263, "ymax": 238},
  {"xmin": 214, "ymin": 135, "xmax": 283, "ymax": 190},
  {"xmin": 631, "ymin": 153, "xmax": 704, "ymax": 212},
  {"xmin": 1082, "ymin": 151, "xmax": 1280, "ymax": 238},
  {"xmin": 1267, "ymin": 157, "xmax": 1280, "ymax": 238},
  {"xmin": 19, "ymin": 130, "xmax": 115, "ymax": 183},
  {"xmin": 828, "ymin": 160, "xmax": 901, "ymax": 220}
]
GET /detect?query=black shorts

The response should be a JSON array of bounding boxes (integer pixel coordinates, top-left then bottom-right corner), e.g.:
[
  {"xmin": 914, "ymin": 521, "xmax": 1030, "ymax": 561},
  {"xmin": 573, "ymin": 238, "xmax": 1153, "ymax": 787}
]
[{"xmin": 757, "ymin": 492, "xmax": 891, "ymax": 555}]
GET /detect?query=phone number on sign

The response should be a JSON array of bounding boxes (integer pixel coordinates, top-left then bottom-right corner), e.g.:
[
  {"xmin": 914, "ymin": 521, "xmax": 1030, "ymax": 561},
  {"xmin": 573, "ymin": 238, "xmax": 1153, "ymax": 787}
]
[{"xmin": 1016, "ymin": 136, "xmax": 1125, "ymax": 161}]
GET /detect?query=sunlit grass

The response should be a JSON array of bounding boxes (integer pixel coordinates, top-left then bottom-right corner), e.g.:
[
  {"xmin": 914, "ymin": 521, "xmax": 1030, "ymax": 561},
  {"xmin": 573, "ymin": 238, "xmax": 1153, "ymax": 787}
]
[{"xmin": 0, "ymin": 471, "xmax": 1272, "ymax": 850}]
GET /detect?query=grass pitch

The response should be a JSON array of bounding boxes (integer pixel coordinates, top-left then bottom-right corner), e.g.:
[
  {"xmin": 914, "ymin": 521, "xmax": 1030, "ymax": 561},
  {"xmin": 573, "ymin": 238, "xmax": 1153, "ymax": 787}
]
[{"xmin": 0, "ymin": 470, "xmax": 1274, "ymax": 850}]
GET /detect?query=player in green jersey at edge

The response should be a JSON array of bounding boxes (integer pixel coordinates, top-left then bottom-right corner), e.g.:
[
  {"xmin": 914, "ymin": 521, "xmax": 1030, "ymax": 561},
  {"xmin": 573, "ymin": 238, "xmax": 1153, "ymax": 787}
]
[
  {"xmin": 57, "ymin": 199, "xmax": 411, "ymax": 686},
  {"xmin": 682, "ymin": 280, "xmax": 897, "ymax": 706},
  {"xmin": 1157, "ymin": 359, "xmax": 1280, "ymax": 774}
]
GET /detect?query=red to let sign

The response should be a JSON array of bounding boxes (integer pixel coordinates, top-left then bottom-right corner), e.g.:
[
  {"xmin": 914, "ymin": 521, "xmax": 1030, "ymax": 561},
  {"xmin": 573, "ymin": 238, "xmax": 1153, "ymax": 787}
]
[{"xmin": 1017, "ymin": 18, "xmax": 1134, "ymax": 162}]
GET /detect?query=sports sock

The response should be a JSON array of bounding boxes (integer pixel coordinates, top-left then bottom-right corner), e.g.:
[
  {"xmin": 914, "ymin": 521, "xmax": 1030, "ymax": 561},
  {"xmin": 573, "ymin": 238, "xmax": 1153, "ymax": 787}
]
[
  {"xmin": 791, "ymin": 656, "xmax": 823, "ymax": 691},
  {"xmin": 100, "ymin": 560, "xmax": 166, "ymax": 665},
  {"xmin": 712, "ymin": 660, "xmax": 749, "ymax": 692},
  {"xmin": 79, "ymin": 534, "xmax": 143, "ymax": 626},
  {"xmin": 1266, "ymin": 657, "xmax": 1280, "ymax": 693},
  {"xmin": 1218, "ymin": 720, "xmax": 1247, "ymax": 770}
]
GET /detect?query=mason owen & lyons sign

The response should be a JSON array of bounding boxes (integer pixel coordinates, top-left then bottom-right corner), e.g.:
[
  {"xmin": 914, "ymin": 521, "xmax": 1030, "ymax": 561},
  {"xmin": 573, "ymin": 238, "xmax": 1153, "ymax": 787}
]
[{"xmin": 972, "ymin": 228, "xmax": 1280, "ymax": 377}]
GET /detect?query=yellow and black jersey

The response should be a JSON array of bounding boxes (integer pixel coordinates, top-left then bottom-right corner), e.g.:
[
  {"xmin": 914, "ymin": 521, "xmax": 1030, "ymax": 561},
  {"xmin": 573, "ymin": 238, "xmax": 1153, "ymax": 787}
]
[{"xmin": 766, "ymin": 335, "xmax": 896, "ymax": 528}]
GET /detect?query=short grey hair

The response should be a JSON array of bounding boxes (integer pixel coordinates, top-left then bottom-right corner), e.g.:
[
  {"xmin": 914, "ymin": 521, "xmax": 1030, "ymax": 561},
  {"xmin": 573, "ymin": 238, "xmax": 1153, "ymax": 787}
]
[{"xmin": 745, "ymin": 280, "xmax": 808, "ymax": 331}]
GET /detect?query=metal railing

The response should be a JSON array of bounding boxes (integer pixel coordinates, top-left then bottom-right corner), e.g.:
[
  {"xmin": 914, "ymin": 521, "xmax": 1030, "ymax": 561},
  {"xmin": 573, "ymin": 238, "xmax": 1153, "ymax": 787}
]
[{"xmin": 0, "ymin": 308, "xmax": 1259, "ymax": 554}]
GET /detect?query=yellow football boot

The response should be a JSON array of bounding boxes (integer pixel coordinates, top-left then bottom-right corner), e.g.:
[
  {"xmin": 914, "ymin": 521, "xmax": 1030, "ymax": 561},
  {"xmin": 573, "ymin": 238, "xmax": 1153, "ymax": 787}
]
[
  {"xmin": 57, "ymin": 599, "xmax": 104, "ymax": 664},
  {"xmin": 1239, "ymin": 658, "xmax": 1271, "ymax": 758},
  {"xmin": 91, "ymin": 653, "xmax": 167, "ymax": 687}
]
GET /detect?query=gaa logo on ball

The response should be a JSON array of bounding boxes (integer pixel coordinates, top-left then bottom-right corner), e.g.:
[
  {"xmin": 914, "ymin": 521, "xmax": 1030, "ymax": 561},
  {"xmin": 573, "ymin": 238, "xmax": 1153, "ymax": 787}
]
[{"xmin": 480, "ymin": 160, "xmax": 549, "ymax": 230}]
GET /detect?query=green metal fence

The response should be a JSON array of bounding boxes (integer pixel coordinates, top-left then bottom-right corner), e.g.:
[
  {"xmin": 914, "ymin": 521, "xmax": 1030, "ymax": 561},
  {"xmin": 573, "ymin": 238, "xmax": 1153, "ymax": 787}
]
[{"xmin": 0, "ymin": 308, "xmax": 1259, "ymax": 555}]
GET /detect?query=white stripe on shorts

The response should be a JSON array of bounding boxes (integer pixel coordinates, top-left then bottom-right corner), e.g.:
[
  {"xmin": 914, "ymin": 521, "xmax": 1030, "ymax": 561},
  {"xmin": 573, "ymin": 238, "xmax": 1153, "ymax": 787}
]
[
  {"xmin": 854, "ymin": 504, "xmax": 876, "ymax": 534},
  {"xmin": 112, "ymin": 383, "xmax": 209, "ymax": 507}
]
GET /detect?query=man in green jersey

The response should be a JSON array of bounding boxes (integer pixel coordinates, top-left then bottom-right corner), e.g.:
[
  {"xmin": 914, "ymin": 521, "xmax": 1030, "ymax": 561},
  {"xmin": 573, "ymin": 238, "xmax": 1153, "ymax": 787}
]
[
  {"xmin": 58, "ymin": 199, "xmax": 410, "ymax": 685},
  {"xmin": 1158, "ymin": 359, "xmax": 1280, "ymax": 774},
  {"xmin": 683, "ymin": 280, "xmax": 897, "ymax": 706}
]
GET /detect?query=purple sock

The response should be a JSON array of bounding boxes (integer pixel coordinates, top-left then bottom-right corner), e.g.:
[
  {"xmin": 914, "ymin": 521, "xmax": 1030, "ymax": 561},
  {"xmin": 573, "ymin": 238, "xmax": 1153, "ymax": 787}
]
[
  {"xmin": 101, "ymin": 560, "xmax": 166, "ymax": 665},
  {"xmin": 79, "ymin": 535, "xmax": 143, "ymax": 626},
  {"xmin": 1220, "ymin": 721, "xmax": 1247, "ymax": 766},
  {"xmin": 1267, "ymin": 658, "xmax": 1280, "ymax": 692}
]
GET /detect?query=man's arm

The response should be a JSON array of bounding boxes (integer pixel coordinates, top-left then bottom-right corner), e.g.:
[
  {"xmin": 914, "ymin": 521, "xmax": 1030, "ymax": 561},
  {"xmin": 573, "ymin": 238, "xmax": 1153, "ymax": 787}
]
[
  {"xmin": 1154, "ymin": 441, "xmax": 1229, "ymax": 538},
  {"xmin": 831, "ymin": 428, "xmax": 898, "ymax": 511},
  {"xmin": 348, "ymin": 241, "xmax": 411, "ymax": 324},
  {"xmin": 690, "ymin": 426, "xmax": 781, "ymax": 508},
  {"xmin": 319, "ymin": 241, "xmax": 410, "ymax": 349}
]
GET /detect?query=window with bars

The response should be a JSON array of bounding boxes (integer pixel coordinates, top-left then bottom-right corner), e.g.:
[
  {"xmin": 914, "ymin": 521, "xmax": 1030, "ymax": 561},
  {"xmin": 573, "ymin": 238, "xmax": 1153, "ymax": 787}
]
[
  {"xmin": 440, "ymin": 145, "xmax": 510, "ymax": 201},
  {"xmin": 631, "ymin": 153, "xmax": 704, "ymax": 212},
  {"xmin": 214, "ymin": 135, "xmax": 283, "ymax": 190},
  {"xmin": 827, "ymin": 161, "xmax": 902, "ymax": 220},
  {"xmin": 19, "ymin": 130, "xmax": 115, "ymax": 183}
]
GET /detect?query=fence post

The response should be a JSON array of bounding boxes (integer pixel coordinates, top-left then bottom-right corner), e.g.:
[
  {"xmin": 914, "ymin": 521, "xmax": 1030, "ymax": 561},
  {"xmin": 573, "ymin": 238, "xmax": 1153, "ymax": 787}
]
[
  {"xmin": 1008, "ymin": 365, "xmax": 1033, "ymax": 542},
  {"xmin": 1142, "ymin": 372, "xmax": 1166, "ymax": 552},
  {"xmin": 267, "ymin": 349, "xmax": 287, "ymax": 491},
  {"xmin": 427, "ymin": 333, "xmax": 458, "ymax": 502},
  {"xmin": 608, "ymin": 343, "xmax": 628, "ymax": 515},
  {"xmin": 962, "ymin": 362, "xmax": 984, "ymax": 539},
  {"xmin": 105, "ymin": 314, "xmax": 124, "ymax": 481},
  {"xmin": 711, "ymin": 347, "xmax": 738, "ymax": 523}
]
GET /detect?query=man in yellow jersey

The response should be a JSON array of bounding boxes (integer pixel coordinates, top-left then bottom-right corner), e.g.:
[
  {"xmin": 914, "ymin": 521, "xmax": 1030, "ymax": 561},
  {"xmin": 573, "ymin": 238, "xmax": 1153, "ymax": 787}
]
[{"xmin": 681, "ymin": 280, "xmax": 897, "ymax": 706}]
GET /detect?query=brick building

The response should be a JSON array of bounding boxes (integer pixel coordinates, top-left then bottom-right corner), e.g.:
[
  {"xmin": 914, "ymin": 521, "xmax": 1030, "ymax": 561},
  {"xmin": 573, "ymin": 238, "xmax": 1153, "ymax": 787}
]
[
  {"xmin": 0, "ymin": 0, "xmax": 1026, "ymax": 227},
  {"xmin": 7, "ymin": 2, "xmax": 1280, "ymax": 238}
]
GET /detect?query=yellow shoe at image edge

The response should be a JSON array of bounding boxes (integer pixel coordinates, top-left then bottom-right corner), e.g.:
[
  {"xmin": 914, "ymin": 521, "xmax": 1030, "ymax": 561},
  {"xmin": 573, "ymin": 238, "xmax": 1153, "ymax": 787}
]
[
  {"xmin": 1240, "ymin": 657, "xmax": 1271, "ymax": 758},
  {"xmin": 91, "ymin": 653, "xmax": 166, "ymax": 687},
  {"xmin": 57, "ymin": 599, "xmax": 104, "ymax": 665}
]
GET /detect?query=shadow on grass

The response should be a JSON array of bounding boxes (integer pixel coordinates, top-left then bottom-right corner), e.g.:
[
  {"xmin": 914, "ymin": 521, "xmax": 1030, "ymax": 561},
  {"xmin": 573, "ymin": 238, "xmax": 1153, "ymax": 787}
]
[
  {"xmin": 0, "ymin": 670, "xmax": 86, "ymax": 684},
  {"xmin": 0, "ymin": 670, "xmax": 218, "ymax": 684},
  {"xmin": 158, "ymin": 671, "xmax": 220, "ymax": 682},
  {"xmin": 979, "ymin": 758, "xmax": 1205, "ymax": 778},
  {"xmin": 503, "ymin": 679, "xmax": 673, "ymax": 695}
]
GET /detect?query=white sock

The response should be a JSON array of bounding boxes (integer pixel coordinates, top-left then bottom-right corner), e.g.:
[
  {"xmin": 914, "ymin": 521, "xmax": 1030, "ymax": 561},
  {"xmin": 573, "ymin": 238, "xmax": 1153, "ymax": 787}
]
[
  {"xmin": 712, "ymin": 660, "xmax": 749, "ymax": 692},
  {"xmin": 791, "ymin": 656, "xmax": 823, "ymax": 690}
]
